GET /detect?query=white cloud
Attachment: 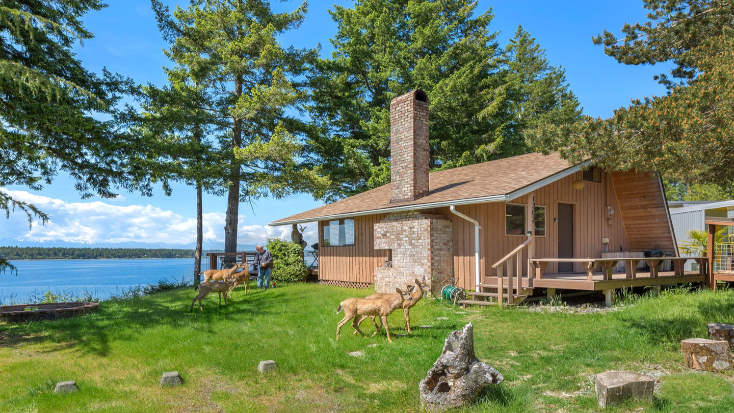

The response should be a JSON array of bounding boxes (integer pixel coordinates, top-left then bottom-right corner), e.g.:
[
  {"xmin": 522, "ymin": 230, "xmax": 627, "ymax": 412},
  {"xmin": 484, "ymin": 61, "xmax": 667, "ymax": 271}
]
[{"xmin": 0, "ymin": 189, "xmax": 316, "ymax": 247}]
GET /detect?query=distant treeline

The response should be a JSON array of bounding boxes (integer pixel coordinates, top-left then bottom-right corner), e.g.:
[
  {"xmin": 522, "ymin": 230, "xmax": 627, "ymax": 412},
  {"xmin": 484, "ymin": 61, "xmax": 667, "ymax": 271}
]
[{"xmin": 0, "ymin": 247, "xmax": 214, "ymax": 260}]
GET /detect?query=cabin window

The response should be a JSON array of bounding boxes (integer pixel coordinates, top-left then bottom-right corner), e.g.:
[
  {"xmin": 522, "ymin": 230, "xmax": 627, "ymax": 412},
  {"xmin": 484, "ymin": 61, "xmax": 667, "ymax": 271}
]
[
  {"xmin": 506, "ymin": 204, "xmax": 546, "ymax": 236},
  {"xmin": 505, "ymin": 204, "xmax": 526, "ymax": 236},
  {"xmin": 534, "ymin": 205, "xmax": 546, "ymax": 237},
  {"xmin": 583, "ymin": 167, "xmax": 602, "ymax": 183},
  {"xmin": 322, "ymin": 218, "xmax": 355, "ymax": 247}
]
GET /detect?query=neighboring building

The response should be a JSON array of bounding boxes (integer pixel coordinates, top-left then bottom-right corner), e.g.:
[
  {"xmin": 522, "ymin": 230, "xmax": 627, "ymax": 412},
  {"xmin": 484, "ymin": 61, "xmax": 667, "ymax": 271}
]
[
  {"xmin": 670, "ymin": 200, "xmax": 734, "ymax": 271},
  {"xmin": 270, "ymin": 90, "xmax": 691, "ymax": 304}
]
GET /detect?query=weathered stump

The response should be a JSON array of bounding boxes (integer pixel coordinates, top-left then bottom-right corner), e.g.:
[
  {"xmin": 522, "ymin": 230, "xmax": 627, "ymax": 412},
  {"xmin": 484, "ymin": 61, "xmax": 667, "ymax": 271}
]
[
  {"xmin": 419, "ymin": 323, "xmax": 503, "ymax": 410},
  {"xmin": 595, "ymin": 371, "xmax": 654, "ymax": 407},
  {"xmin": 708, "ymin": 323, "xmax": 734, "ymax": 348},
  {"xmin": 681, "ymin": 338, "xmax": 731, "ymax": 371}
]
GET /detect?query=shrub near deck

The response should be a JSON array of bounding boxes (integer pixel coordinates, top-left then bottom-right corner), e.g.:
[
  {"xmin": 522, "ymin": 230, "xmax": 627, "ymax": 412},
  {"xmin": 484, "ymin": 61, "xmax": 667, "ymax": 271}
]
[{"xmin": 0, "ymin": 284, "xmax": 733, "ymax": 412}]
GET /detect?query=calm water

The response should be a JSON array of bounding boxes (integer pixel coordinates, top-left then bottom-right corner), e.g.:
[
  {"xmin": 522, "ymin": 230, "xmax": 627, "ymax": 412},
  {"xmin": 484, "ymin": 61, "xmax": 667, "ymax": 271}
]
[{"xmin": 0, "ymin": 259, "xmax": 196, "ymax": 304}]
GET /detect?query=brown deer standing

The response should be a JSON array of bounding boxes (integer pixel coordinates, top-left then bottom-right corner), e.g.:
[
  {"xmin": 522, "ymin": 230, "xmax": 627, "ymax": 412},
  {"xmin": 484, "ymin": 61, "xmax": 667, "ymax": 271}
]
[
  {"xmin": 196, "ymin": 263, "xmax": 246, "ymax": 290},
  {"xmin": 356, "ymin": 278, "xmax": 429, "ymax": 334},
  {"xmin": 190, "ymin": 279, "xmax": 238, "ymax": 311},
  {"xmin": 336, "ymin": 288, "xmax": 412, "ymax": 343}
]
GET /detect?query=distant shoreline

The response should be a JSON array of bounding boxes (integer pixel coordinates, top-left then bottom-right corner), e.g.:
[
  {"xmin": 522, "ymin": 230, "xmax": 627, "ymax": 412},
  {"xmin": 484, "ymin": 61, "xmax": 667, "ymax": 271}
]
[{"xmin": 8, "ymin": 257, "xmax": 194, "ymax": 261}]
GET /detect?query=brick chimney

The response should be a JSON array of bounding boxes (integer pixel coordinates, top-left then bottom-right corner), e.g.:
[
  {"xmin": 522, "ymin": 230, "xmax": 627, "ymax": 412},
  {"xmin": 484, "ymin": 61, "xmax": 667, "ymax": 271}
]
[{"xmin": 390, "ymin": 89, "xmax": 429, "ymax": 203}]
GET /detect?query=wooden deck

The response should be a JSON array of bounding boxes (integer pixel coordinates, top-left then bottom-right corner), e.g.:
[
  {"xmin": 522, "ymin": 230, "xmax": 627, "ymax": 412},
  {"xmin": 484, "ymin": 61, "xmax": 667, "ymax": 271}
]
[{"xmin": 481, "ymin": 270, "xmax": 704, "ymax": 291}]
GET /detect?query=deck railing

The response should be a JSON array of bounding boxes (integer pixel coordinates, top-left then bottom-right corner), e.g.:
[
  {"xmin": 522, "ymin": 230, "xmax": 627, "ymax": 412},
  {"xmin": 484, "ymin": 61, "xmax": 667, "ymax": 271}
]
[
  {"xmin": 714, "ymin": 242, "xmax": 734, "ymax": 274},
  {"xmin": 491, "ymin": 238, "xmax": 532, "ymax": 304}
]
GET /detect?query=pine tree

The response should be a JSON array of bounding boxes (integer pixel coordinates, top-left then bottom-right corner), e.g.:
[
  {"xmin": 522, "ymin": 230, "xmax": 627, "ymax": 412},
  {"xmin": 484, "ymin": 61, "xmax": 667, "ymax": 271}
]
[
  {"xmin": 527, "ymin": 1, "xmax": 734, "ymax": 186},
  {"xmin": 0, "ymin": 1, "xmax": 156, "ymax": 273},
  {"xmin": 150, "ymin": 0, "xmax": 328, "ymax": 256}
]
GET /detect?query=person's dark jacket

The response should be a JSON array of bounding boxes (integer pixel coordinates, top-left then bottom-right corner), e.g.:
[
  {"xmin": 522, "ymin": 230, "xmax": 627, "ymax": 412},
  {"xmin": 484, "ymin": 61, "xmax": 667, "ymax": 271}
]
[{"xmin": 253, "ymin": 249, "xmax": 273, "ymax": 269}]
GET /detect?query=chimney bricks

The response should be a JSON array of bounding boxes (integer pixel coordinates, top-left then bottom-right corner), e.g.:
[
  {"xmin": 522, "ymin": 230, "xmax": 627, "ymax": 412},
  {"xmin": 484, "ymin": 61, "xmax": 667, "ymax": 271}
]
[{"xmin": 390, "ymin": 89, "xmax": 429, "ymax": 203}]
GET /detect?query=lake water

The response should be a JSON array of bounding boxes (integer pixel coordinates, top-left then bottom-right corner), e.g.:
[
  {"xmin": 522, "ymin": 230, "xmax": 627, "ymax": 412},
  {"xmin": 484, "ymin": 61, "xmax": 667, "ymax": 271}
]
[{"xmin": 0, "ymin": 259, "xmax": 196, "ymax": 305}]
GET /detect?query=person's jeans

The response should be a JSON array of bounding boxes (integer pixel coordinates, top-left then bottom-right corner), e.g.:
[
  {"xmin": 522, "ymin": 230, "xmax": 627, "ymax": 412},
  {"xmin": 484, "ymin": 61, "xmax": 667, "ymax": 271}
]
[{"xmin": 257, "ymin": 267, "xmax": 271, "ymax": 289}]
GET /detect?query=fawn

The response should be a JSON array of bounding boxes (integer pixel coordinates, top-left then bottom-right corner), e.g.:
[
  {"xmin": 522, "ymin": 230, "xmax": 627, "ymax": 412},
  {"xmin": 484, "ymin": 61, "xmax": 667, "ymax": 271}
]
[
  {"xmin": 356, "ymin": 278, "xmax": 429, "ymax": 334},
  {"xmin": 190, "ymin": 279, "xmax": 238, "ymax": 311},
  {"xmin": 336, "ymin": 288, "xmax": 413, "ymax": 343}
]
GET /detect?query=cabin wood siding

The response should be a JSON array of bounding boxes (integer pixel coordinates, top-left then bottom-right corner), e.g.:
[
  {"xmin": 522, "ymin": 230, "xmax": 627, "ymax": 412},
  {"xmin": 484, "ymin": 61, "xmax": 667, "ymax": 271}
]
[
  {"xmin": 318, "ymin": 214, "xmax": 387, "ymax": 284},
  {"xmin": 436, "ymin": 171, "xmax": 629, "ymax": 290},
  {"xmin": 316, "ymin": 171, "xmax": 631, "ymax": 289},
  {"xmin": 611, "ymin": 171, "xmax": 678, "ymax": 254}
]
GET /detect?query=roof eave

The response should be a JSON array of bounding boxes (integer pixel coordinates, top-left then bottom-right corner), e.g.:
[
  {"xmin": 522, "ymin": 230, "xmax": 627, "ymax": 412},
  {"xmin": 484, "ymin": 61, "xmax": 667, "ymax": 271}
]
[{"xmin": 269, "ymin": 194, "xmax": 509, "ymax": 226}]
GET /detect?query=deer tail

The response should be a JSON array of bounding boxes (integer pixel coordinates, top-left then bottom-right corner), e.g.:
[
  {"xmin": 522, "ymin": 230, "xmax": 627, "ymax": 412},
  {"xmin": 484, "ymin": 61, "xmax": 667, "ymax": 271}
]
[{"xmin": 336, "ymin": 303, "xmax": 343, "ymax": 314}]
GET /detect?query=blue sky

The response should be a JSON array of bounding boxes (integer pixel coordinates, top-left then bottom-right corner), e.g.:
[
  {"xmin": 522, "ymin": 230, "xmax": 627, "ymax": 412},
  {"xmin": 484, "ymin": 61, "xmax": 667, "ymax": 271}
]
[{"xmin": 2, "ymin": 0, "xmax": 670, "ymax": 248}]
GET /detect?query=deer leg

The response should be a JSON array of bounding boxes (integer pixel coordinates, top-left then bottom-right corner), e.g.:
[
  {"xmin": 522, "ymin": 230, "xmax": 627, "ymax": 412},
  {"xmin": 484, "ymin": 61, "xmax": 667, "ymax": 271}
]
[
  {"xmin": 189, "ymin": 297, "xmax": 196, "ymax": 312},
  {"xmin": 381, "ymin": 315, "xmax": 392, "ymax": 343},
  {"xmin": 372, "ymin": 316, "xmax": 383, "ymax": 337},
  {"xmin": 352, "ymin": 317, "xmax": 366, "ymax": 337},
  {"xmin": 218, "ymin": 292, "xmax": 222, "ymax": 307},
  {"xmin": 336, "ymin": 316, "xmax": 353, "ymax": 340},
  {"xmin": 199, "ymin": 295, "xmax": 204, "ymax": 311},
  {"xmin": 353, "ymin": 315, "xmax": 369, "ymax": 335},
  {"xmin": 404, "ymin": 307, "xmax": 411, "ymax": 333}
]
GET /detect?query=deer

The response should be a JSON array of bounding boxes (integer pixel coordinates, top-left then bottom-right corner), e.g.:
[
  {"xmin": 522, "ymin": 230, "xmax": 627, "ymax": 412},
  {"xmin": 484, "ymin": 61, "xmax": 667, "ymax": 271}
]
[
  {"xmin": 196, "ymin": 263, "xmax": 247, "ymax": 290},
  {"xmin": 190, "ymin": 278, "xmax": 238, "ymax": 311},
  {"xmin": 226, "ymin": 271, "xmax": 251, "ymax": 298},
  {"xmin": 336, "ymin": 288, "xmax": 413, "ymax": 343},
  {"xmin": 355, "ymin": 278, "xmax": 429, "ymax": 334}
]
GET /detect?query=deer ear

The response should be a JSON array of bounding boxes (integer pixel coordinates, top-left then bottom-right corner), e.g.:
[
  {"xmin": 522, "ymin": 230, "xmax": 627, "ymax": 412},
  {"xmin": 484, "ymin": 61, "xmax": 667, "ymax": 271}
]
[
  {"xmin": 396, "ymin": 288, "xmax": 403, "ymax": 294},
  {"xmin": 414, "ymin": 278, "xmax": 420, "ymax": 284}
]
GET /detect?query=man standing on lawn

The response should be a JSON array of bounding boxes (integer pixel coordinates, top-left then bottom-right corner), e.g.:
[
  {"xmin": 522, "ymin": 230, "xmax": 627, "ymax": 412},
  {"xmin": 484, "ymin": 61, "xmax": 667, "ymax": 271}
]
[{"xmin": 253, "ymin": 244, "xmax": 273, "ymax": 289}]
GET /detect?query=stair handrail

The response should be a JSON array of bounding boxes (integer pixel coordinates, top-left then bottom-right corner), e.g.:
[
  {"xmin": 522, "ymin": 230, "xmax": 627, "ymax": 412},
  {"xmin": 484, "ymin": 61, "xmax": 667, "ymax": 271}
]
[{"xmin": 492, "ymin": 238, "xmax": 532, "ymax": 269}]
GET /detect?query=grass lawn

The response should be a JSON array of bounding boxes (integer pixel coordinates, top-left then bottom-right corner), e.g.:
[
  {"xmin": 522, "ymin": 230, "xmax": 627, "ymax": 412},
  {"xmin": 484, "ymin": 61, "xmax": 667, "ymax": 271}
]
[{"xmin": 1, "ymin": 283, "xmax": 733, "ymax": 412}]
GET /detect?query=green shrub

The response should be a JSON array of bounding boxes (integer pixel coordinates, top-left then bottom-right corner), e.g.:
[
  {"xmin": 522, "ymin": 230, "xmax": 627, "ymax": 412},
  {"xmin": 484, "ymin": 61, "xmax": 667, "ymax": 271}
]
[{"xmin": 266, "ymin": 238, "xmax": 308, "ymax": 283}]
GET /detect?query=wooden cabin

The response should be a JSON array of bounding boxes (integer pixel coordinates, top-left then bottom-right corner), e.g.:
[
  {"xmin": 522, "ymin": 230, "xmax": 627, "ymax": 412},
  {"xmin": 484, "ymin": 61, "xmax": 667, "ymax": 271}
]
[{"xmin": 270, "ymin": 90, "xmax": 706, "ymax": 306}]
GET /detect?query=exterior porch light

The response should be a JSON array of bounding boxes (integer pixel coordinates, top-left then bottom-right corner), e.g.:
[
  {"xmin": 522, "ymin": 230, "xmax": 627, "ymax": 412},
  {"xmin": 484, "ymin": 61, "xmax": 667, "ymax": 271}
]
[{"xmin": 450, "ymin": 205, "xmax": 481, "ymax": 292}]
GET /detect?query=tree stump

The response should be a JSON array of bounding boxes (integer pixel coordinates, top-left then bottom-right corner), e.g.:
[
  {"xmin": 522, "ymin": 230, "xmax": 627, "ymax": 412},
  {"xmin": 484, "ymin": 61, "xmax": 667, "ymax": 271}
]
[
  {"xmin": 595, "ymin": 371, "xmax": 654, "ymax": 407},
  {"xmin": 708, "ymin": 323, "xmax": 734, "ymax": 348},
  {"xmin": 419, "ymin": 323, "xmax": 503, "ymax": 410},
  {"xmin": 681, "ymin": 338, "xmax": 731, "ymax": 371}
]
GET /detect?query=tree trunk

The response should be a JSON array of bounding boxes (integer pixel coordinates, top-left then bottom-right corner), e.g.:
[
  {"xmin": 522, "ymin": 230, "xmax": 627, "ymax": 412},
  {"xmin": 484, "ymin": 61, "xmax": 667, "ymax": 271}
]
[
  {"xmin": 194, "ymin": 180, "xmax": 203, "ymax": 285},
  {"xmin": 224, "ymin": 75, "xmax": 244, "ymax": 255}
]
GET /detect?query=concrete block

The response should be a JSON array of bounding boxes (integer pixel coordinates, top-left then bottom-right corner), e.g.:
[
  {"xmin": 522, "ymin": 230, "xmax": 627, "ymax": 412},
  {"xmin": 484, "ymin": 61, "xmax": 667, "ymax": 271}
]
[
  {"xmin": 54, "ymin": 381, "xmax": 78, "ymax": 394},
  {"xmin": 160, "ymin": 371, "xmax": 183, "ymax": 387},
  {"xmin": 258, "ymin": 360, "xmax": 278, "ymax": 373},
  {"xmin": 595, "ymin": 371, "xmax": 654, "ymax": 407}
]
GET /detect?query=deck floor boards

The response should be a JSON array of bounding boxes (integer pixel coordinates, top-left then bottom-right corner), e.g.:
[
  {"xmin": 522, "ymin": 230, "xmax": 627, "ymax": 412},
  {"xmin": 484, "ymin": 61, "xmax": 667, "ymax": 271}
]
[{"xmin": 483, "ymin": 270, "xmax": 705, "ymax": 291}]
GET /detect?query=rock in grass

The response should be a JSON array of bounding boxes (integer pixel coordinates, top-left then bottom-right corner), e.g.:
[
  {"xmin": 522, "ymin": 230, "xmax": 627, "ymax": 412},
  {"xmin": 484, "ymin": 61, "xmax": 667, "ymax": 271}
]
[
  {"xmin": 681, "ymin": 338, "xmax": 731, "ymax": 371},
  {"xmin": 258, "ymin": 360, "xmax": 278, "ymax": 373},
  {"xmin": 348, "ymin": 351, "xmax": 365, "ymax": 357},
  {"xmin": 54, "ymin": 381, "xmax": 78, "ymax": 394},
  {"xmin": 160, "ymin": 371, "xmax": 183, "ymax": 387},
  {"xmin": 436, "ymin": 317, "xmax": 449, "ymax": 321},
  {"xmin": 708, "ymin": 323, "xmax": 734, "ymax": 347},
  {"xmin": 419, "ymin": 323, "xmax": 503, "ymax": 410},
  {"xmin": 595, "ymin": 371, "xmax": 654, "ymax": 408}
]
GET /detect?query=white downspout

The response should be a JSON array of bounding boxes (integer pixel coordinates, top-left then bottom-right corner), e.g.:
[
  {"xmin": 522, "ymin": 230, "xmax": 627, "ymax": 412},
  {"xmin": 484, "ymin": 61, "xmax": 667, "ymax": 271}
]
[{"xmin": 450, "ymin": 205, "xmax": 481, "ymax": 292}]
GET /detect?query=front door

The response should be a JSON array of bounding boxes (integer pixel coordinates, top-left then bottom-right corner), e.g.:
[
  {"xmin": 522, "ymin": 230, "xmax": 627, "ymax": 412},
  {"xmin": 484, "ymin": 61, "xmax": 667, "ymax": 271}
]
[{"xmin": 558, "ymin": 203, "xmax": 574, "ymax": 272}]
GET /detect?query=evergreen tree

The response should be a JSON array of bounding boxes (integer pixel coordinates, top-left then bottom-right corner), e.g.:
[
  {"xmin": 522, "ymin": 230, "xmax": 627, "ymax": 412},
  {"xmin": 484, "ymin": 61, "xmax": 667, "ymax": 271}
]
[
  {"xmin": 527, "ymin": 1, "xmax": 734, "ymax": 186},
  {"xmin": 150, "ymin": 0, "xmax": 328, "ymax": 256},
  {"xmin": 0, "ymin": 1, "xmax": 156, "ymax": 273},
  {"xmin": 307, "ymin": 1, "xmax": 580, "ymax": 200}
]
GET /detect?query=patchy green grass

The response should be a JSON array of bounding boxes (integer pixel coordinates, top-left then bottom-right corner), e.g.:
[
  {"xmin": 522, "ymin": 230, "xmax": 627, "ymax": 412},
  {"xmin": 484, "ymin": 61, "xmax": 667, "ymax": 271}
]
[{"xmin": 1, "ymin": 284, "xmax": 733, "ymax": 412}]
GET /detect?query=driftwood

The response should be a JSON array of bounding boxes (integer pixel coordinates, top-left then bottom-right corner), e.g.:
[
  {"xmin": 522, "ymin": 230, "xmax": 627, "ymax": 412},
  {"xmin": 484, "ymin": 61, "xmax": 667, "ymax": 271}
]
[{"xmin": 419, "ymin": 323, "xmax": 503, "ymax": 410}]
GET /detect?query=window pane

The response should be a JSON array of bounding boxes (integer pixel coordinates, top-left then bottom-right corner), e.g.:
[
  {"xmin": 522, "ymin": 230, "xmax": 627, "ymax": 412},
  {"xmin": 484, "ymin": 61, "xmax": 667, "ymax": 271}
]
[
  {"xmin": 506, "ymin": 204, "xmax": 526, "ymax": 235},
  {"xmin": 338, "ymin": 220, "xmax": 346, "ymax": 245},
  {"xmin": 534, "ymin": 206, "xmax": 546, "ymax": 237},
  {"xmin": 329, "ymin": 220, "xmax": 340, "ymax": 246},
  {"xmin": 322, "ymin": 223, "xmax": 330, "ymax": 246},
  {"xmin": 344, "ymin": 219, "xmax": 355, "ymax": 245}
]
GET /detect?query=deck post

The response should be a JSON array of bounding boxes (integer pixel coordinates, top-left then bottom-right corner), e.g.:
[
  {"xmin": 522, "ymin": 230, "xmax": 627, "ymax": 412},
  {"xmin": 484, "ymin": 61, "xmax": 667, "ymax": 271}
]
[
  {"xmin": 708, "ymin": 223, "xmax": 715, "ymax": 290},
  {"xmin": 604, "ymin": 289, "xmax": 614, "ymax": 307},
  {"xmin": 497, "ymin": 272, "xmax": 504, "ymax": 307},
  {"xmin": 546, "ymin": 288, "xmax": 557, "ymax": 300},
  {"xmin": 507, "ymin": 258, "xmax": 514, "ymax": 299}
]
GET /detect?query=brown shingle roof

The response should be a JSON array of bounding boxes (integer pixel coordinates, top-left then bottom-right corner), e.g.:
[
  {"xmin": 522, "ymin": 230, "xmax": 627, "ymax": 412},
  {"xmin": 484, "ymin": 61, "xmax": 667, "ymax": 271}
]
[{"xmin": 271, "ymin": 152, "xmax": 577, "ymax": 225}]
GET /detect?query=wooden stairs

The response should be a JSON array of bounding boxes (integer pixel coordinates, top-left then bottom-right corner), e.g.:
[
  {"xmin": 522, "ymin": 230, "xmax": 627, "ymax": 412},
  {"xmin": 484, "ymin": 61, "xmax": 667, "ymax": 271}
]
[{"xmin": 458, "ymin": 278, "xmax": 532, "ymax": 306}]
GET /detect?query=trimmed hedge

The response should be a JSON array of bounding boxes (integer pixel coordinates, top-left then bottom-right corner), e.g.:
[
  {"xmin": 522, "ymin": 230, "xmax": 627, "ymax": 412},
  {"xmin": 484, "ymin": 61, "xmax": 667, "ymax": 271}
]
[{"xmin": 266, "ymin": 238, "xmax": 308, "ymax": 283}]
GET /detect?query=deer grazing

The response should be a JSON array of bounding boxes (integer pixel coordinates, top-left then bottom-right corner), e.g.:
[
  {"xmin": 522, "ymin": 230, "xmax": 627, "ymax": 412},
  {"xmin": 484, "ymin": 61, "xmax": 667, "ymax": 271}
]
[
  {"xmin": 226, "ymin": 271, "xmax": 251, "ymax": 298},
  {"xmin": 356, "ymin": 278, "xmax": 429, "ymax": 334},
  {"xmin": 336, "ymin": 288, "xmax": 413, "ymax": 343},
  {"xmin": 190, "ymin": 278, "xmax": 238, "ymax": 311},
  {"xmin": 196, "ymin": 263, "xmax": 247, "ymax": 290}
]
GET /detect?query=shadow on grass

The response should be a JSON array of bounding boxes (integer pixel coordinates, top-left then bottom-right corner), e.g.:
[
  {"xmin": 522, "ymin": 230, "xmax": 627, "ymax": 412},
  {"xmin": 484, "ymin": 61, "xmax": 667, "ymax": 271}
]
[{"xmin": 0, "ymin": 283, "xmax": 287, "ymax": 356}]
